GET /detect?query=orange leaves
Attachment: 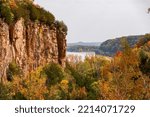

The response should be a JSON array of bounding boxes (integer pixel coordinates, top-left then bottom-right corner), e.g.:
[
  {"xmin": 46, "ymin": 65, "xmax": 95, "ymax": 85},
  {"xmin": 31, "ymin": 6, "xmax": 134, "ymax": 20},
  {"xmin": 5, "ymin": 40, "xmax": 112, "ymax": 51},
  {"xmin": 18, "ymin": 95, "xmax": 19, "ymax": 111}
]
[
  {"xmin": 115, "ymin": 51, "xmax": 122, "ymax": 57},
  {"xmin": 147, "ymin": 41, "xmax": 150, "ymax": 46},
  {"xmin": 99, "ymin": 81, "xmax": 114, "ymax": 100},
  {"xmin": 76, "ymin": 87, "xmax": 87, "ymax": 99}
]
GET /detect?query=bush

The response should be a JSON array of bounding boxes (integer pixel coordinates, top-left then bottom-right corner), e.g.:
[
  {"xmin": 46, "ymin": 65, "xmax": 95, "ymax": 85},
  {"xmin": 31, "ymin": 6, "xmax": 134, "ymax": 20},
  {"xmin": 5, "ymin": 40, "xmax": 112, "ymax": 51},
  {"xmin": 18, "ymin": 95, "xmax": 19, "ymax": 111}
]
[
  {"xmin": 0, "ymin": 0, "xmax": 55, "ymax": 25},
  {"xmin": 12, "ymin": 92, "xmax": 27, "ymax": 100},
  {"xmin": 88, "ymin": 81, "xmax": 101, "ymax": 99},
  {"xmin": 66, "ymin": 63, "xmax": 85, "ymax": 87},
  {"xmin": 12, "ymin": 3, "xmax": 30, "ymax": 21},
  {"xmin": 139, "ymin": 50, "xmax": 150, "ymax": 74},
  {"xmin": 28, "ymin": 3, "xmax": 40, "ymax": 21},
  {"xmin": 44, "ymin": 63, "xmax": 65, "ymax": 86},
  {"xmin": 0, "ymin": 3, "xmax": 14, "ymax": 24},
  {"xmin": 6, "ymin": 61, "xmax": 21, "ymax": 81},
  {"xmin": 66, "ymin": 62, "xmax": 97, "ymax": 90},
  {"xmin": 55, "ymin": 20, "xmax": 68, "ymax": 33},
  {"xmin": 27, "ymin": 4, "xmax": 55, "ymax": 25},
  {"xmin": 0, "ymin": 83, "xmax": 11, "ymax": 99}
]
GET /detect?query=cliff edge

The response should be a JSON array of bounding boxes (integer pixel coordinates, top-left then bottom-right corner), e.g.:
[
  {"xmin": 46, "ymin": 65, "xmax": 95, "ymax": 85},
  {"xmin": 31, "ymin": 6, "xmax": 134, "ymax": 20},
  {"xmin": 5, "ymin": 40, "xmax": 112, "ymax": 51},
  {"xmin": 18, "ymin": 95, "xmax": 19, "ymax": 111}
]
[{"xmin": 0, "ymin": 0, "xmax": 67, "ymax": 82}]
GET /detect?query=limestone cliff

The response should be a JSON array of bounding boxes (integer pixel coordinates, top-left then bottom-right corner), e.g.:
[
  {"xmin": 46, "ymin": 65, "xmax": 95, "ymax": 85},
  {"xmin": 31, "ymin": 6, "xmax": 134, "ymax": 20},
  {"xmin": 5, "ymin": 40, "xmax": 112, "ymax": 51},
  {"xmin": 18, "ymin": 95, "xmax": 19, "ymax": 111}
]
[{"xmin": 0, "ymin": 18, "xmax": 67, "ymax": 82}]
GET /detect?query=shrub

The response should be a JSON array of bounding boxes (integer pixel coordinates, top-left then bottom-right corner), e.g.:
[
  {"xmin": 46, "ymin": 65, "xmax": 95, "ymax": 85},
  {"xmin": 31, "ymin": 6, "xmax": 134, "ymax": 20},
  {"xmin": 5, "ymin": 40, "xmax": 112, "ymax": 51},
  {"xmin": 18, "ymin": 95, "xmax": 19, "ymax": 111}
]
[
  {"xmin": 12, "ymin": 92, "xmax": 27, "ymax": 100},
  {"xmin": 55, "ymin": 20, "xmax": 68, "ymax": 33},
  {"xmin": 66, "ymin": 62, "xmax": 97, "ymax": 91},
  {"xmin": 0, "ymin": 0, "xmax": 55, "ymax": 25},
  {"xmin": 0, "ymin": 3, "xmax": 14, "ymax": 24},
  {"xmin": 66, "ymin": 63, "xmax": 85, "ymax": 87},
  {"xmin": 10, "ymin": 67, "xmax": 48, "ymax": 100},
  {"xmin": 88, "ymin": 81, "xmax": 101, "ymax": 99},
  {"xmin": 12, "ymin": 3, "xmax": 30, "ymax": 21},
  {"xmin": 44, "ymin": 63, "xmax": 65, "ymax": 86},
  {"xmin": 28, "ymin": 3, "xmax": 40, "ymax": 21},
  {"xmin": 6, "ymin": 61, "xmax": 21, "ymax": 81},
  {"xmin": 0, "ymin": 83, "xmax": 11, "ymax": 99},
  {"xmin": 139, "ymin": 50, "xmax": 150, "ymax": 74}
]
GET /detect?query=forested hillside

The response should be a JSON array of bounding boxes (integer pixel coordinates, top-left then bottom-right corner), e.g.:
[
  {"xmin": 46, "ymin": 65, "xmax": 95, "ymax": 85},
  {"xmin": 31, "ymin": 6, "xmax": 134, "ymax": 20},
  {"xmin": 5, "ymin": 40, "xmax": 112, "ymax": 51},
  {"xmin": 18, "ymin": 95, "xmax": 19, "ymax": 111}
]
[
  {"xmin": 99, "ymin": 35, "xmax": 142, "ymax": 56},
  {"xmin": 1, "ymin": 34, "xmax": 150, "ymax": 100},
  {"xmin": 67, "ymin": 35, "xmax": 143, "ymax": 56}
]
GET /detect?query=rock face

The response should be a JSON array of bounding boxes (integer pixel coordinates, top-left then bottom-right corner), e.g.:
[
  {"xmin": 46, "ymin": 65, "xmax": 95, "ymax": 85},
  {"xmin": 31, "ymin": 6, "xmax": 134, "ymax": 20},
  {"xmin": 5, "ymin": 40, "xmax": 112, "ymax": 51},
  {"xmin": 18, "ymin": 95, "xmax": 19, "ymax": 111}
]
[
  {"xmin": 0, "ymin": 19, "xmax": 12, "ymax": 82},
  {"xmin": 0, "ymin": 18, "xmax": 67, "ymax": 82}
]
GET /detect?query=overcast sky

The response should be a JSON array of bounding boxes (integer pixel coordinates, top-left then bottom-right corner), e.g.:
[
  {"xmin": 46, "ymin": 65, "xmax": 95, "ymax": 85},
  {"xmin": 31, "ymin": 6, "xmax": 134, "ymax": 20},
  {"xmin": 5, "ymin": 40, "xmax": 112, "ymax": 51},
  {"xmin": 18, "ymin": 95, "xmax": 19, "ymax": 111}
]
[{"xmin": 34, "ymin": 0, "xmax": 150, "ymax": 43}]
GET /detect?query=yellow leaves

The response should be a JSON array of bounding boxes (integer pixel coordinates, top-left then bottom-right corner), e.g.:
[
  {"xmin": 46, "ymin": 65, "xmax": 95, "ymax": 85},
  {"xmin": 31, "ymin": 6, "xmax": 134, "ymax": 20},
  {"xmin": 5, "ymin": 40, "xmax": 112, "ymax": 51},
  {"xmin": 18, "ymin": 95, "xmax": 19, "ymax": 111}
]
[
  {"xmin": 21, "ymin": 77, "xmax": 47, "ymax": 100},
  {"xmin": 102, "ymin": 82, "xmax": 109, "ymax": 94},
  {"xmin": 9, "ymin": 0, "xmax": 17, "ymax": 8},
  {"xmin": 60, "ymin": 80, "xmax": 69, "ymax": 95},
  {"xmin": 99, "ymin": 81, "xmax": 111, "ymax": 100},
  {"xmin": 1, "ymin": 43, "xmax": 150, "ymax": 100},
  {"xmin": 9, "ymin": 66, "xmax": 48, "ymax": 100},
  {"xmin": 47, "ymin": 85, "xmax": 62, "ymax": 100},
  {"xmin": 61, "ymin": 79, "xmax": 69, "ymax": 85},
  {"xmin": 69, "ymin": 86, "xmax": 88, "ymax": 100},
  {"xmin": 12, "ymin": 76, "xmax": 47, "ymax": 100},
  {"xmin": 39, "ymin": 27, "xmax": 43, "ymax": 34}
]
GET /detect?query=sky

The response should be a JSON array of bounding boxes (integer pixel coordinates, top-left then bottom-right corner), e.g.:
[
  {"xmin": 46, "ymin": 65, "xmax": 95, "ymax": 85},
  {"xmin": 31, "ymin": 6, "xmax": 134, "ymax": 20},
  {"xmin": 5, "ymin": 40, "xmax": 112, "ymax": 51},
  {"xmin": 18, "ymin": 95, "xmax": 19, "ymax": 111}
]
[{"xmin": 34, "ymin": 0, "xmax": 150, "ymax": 43}]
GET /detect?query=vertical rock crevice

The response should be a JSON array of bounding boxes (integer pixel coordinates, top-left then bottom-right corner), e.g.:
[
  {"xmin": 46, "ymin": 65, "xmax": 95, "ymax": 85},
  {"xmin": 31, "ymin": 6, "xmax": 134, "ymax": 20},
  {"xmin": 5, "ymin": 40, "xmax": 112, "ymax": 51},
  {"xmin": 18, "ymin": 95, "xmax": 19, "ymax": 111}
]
[
  {"xmin": 57, "ymin": 30, "xmax": 67, "ymax": 68},
  {"xmin": 0, "ymin": 19, "xmax": 12, "ymax": 83}
]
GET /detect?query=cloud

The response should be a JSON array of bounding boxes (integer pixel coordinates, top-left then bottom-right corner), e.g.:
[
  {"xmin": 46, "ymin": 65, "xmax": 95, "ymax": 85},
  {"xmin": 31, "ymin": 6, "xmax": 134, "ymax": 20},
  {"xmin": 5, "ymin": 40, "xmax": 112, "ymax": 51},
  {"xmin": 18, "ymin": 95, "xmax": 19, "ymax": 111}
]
[{"xmin": 35, "ymin": 0, "xmax": 150, "ymax": 43}]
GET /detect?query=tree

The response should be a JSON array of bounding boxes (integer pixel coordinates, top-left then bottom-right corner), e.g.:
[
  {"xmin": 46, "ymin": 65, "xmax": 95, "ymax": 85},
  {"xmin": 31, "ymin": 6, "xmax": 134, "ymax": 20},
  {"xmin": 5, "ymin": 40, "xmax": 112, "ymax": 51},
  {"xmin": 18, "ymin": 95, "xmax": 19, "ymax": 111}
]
[
  {"xmin": 44, "ymin": 63, "xmax": 65, "ymax": 86},
  {"xmin": 0, "ymin": 3, "xmax": 14, "ymax": 24},
  {"xmin": 139, "ymin": 50, "xmax": 150, "ymax": 75},
  {"xmin": 55, "ymin": 20, "xmax": 68, "ymax": 33}
]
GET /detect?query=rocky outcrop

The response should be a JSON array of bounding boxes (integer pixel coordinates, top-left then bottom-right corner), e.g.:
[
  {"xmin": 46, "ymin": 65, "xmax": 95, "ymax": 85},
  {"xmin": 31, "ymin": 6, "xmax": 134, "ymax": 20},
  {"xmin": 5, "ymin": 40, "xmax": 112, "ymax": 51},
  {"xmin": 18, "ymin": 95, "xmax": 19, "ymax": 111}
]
[
  {"xmin": 0, "ymin": 18, "xmax": 67, "ymax": 82},
  {"xmin": 57, "ymin": 30, "xmax": 67, "ymax": 67},
  {"xmin": 0, "ymin": 20, "xmax": 12, "ymax": 82}
]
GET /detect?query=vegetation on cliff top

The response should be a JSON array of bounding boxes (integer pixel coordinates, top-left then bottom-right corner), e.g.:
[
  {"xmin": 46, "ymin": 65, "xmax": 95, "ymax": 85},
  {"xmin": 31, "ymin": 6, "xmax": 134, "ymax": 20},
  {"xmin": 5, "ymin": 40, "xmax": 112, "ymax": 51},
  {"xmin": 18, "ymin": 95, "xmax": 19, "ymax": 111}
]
[
  {"xmin": 0, "ymin": 0, "xmax": 67, "ymax": 33},
  {"xmin": 0, "ymin": 0, "xmax": 55, "ymax": 25}
]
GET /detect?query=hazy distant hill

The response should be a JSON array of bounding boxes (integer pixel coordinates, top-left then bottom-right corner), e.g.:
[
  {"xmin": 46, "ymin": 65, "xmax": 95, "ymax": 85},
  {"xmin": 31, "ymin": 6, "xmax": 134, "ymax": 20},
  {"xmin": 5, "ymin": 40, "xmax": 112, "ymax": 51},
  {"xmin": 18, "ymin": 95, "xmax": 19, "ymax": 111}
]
[
  {"xmin": 68, "ymin": 42, "xmax": 101, "ymax": 47},
  {"xmin": 67, "ymin": 42, "xmax": 101, "ymax": 54},
  {"xmin": 67, "ymin": 35, "xmax": 143, "ymax": 56},
  {"xmin": 67, "ymin": 45, "xmax": 100, "ymax": 54}
]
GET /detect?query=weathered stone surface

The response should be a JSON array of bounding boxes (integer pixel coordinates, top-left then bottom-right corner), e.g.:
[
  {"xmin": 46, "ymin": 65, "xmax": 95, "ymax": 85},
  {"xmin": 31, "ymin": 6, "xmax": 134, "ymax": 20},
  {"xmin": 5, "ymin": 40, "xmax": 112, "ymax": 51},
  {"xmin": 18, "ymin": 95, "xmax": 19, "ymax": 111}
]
[
  {"xmin": 0, "ymin": 20, "xmax": 12, "ymax": 83},
  {"xmin": 57, "ymin": 30, "xmax": 67, "ymax": 67},
  {"xmin": 0, "ymin": 18, "xmax": 67, "ymax": 82},
  {"xmin": 12, "ymin": 18, "xmax": 27, "ymax": 74}
]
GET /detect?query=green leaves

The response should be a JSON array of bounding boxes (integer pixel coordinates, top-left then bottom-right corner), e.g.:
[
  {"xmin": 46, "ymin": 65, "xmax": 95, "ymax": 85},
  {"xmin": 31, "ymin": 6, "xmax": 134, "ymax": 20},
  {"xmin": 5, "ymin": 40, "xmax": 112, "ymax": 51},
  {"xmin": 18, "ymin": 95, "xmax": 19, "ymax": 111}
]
[
  {"xmin": 6, "ymin": 61, "xmax": 22, "ymax": 81},
  {"xmin": 44, "ymin": 63, "xmax": 65, "ymax": 86},
  {"xmin": 56, "ymin": 20, "xmax": 68, "ymax": 33},
  {"xmin": 0, "ymin": 0, "xmax": 55, "ymax": 25},
  {"xmin": 139, "ymin": 50, "xmax": 150, "ymax": 74},
  {"xmin": 0, "ymin": 3, "xmax": 14, "ymax": 24}
]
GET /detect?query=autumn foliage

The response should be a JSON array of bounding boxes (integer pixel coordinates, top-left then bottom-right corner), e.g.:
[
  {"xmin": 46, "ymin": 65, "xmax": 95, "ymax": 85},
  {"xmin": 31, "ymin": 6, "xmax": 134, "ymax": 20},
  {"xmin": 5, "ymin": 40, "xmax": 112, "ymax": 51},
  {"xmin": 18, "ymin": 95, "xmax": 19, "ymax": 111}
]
[{"xmin": 0, "ymin": 37, "xmax": 150, "ymax": 100}]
